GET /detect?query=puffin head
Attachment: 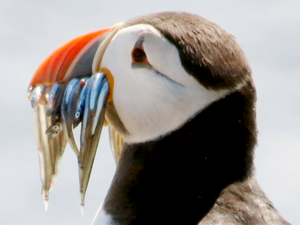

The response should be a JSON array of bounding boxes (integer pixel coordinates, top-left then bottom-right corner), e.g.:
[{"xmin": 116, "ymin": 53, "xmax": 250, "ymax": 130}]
[
  {"xmin": 97, "ymin": 12, "xmax": 254, "ymax": 143},
  {"xmin": 28, "ymin": 12, "xmax": 257, "ymax": 225}
]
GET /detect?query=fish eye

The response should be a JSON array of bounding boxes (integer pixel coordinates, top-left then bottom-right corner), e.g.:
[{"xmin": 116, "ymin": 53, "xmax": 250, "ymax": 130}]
[{"xmin": 75, "ymin": 112, "xmax": 80, "ymax": 118}]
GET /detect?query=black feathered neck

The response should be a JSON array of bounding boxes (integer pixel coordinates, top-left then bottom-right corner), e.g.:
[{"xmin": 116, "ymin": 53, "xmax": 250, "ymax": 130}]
[{"xmin": 103, "ymin": 82, "xmax": 257, "ymax": 225}]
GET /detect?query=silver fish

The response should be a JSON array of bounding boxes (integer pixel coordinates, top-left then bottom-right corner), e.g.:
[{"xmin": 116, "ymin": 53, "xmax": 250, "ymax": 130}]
[
  {"xmin": 34, "ymin": 105, "xmax": 67, "ymax": 211},
  {"xmin": 79, "ymin": 72, "xmax": 109, "ymax": 208},
  {"xmin": 73, "ymin": 78, "xmax": 90, "ymax": 128},
  {"xmin": 45, "ymin": 122, "xmax": 63, "ymax": 140},
  {"xmin": 61, "ymin": 78, "xmax": 82, "ymax": 157},
  {"xmin": 29, "ymin": 85, "xmax": 47, "ymax": 108},
  {"xmin": 45, "ymin": 83, "xmax": 66, "ymax": 116}
]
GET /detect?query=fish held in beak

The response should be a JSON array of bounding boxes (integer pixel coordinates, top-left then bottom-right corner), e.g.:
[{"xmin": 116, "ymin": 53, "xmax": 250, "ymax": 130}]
[{"xmin": 27, "ymin": 25, "xmax": 122, "ymax": 210}]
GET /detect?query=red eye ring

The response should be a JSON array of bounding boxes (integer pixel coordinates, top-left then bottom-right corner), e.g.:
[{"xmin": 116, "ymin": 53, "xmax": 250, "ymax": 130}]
[{"xmin": 131, "ymin": 47, "xmax": 150, "ymax": 65}]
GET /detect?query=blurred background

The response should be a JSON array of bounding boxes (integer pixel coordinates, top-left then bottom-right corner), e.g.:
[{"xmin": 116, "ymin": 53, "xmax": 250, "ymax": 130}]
[{"xmin": 0, "ymin": 0, "xmax": 299, "ymax": 224}]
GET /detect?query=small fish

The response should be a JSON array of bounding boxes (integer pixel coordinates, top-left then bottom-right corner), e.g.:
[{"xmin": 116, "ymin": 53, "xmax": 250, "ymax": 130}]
[
  {"xmin": 29, "ymin": 85, "xmax": 46, "ymax": 108},
  {"xmin": 45, "ymin": 83, "xmax": 66, "ymax": 116},
  {"xmin": 61, "ymin": 78, "xmax": 81, "ymax": 157},
  {"xmin": 79, "ymin": 72, "xmax": 109, "ymax": 207},
  {"xmin": 92, "ymin": 80, "xmax": 109, "ymax": 135},
  {"xmin": 45, "ymin": 122, "xmax": 63, "ymax": 139},
  {"xmin": 73, "ymin": 78, "xmax": 90, "ymax": 128},
  {"xmin": 34, "ymin": 106, "xmax": 67, "ymax": 211}
]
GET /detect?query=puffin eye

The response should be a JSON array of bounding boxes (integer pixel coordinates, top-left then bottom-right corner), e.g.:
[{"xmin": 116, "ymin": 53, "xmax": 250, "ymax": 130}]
[{"xmin": 132, "ymin": 47, "xmax": 148, "ymax": 64}]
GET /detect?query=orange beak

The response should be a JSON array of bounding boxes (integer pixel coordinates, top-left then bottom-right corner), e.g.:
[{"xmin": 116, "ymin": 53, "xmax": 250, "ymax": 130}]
[
  {"xmin": 29, "ymin": 28, "xmax": 112, "ymax": 89},
  {"xmin": 27, "ymin": 25, "xmax": 124, "ymax": 211}
]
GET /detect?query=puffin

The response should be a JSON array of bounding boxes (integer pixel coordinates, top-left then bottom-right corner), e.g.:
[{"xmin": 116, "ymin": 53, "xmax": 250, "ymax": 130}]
[{"xmin": 27, "ymin": 12, "xmax": 290, "ymax": 225}]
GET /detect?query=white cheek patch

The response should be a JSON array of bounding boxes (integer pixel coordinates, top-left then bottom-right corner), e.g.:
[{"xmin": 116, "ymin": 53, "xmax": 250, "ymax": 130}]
[
  {"xmin": 142, "ymin": 30, "xmax": 203, "ymax": 89},
  {"xmin": 100, "ymin": 24, "xmax": 229, "ymax": 144}
]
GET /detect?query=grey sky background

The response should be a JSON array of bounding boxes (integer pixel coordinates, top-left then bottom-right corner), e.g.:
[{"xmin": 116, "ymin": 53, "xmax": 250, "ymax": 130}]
[{"xmin": 0, "ymin": 0, "xmax": 299, "ymax": 224}]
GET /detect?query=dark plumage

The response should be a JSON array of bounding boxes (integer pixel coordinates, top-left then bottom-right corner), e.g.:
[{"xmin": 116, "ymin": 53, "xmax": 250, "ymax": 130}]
[
  {"xmin": 124, "ymin": 12, "xmax": 251, "ymax": 90},
  {"xmin": 100, "ymin": 12, "xmax": 290, "ymax": 225}
]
